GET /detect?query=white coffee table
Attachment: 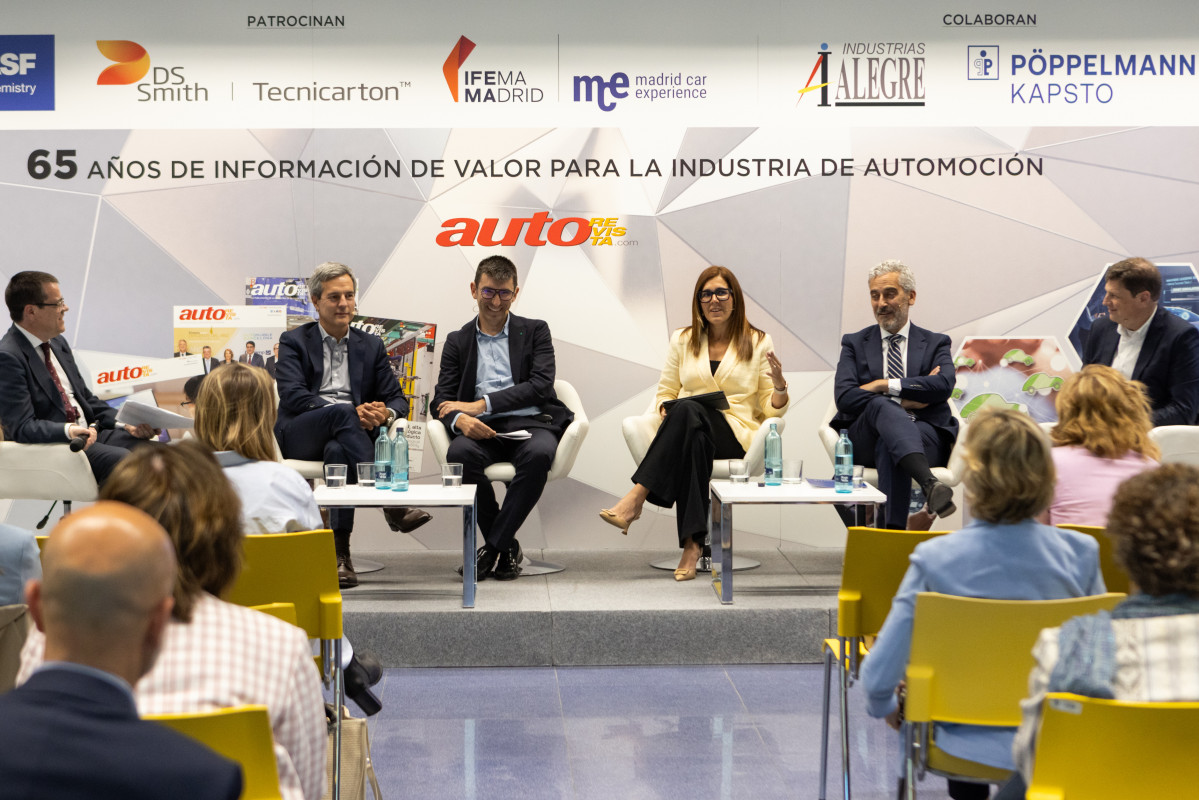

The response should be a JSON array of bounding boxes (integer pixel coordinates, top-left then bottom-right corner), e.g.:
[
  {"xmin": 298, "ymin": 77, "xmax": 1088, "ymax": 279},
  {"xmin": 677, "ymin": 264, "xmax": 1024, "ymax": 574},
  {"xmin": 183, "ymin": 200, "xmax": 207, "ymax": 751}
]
[
  {"xmin": 313, "ymin": 483, "xmax": 480, "ymax": 608},
  {"xmin": 709, "ymin": 479, "xmax": 886, "ymax": 604}
]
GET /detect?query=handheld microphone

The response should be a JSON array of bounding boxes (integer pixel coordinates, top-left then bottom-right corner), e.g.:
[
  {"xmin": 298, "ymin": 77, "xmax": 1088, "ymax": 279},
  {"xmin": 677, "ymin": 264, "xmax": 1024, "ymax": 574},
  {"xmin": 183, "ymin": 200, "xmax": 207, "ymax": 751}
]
[
  {"xmin": 36, "ymin": 501, "xmax": 58, "ymax": 530},
  {"xmin": 69, "ymin": 435, "xmax": 88, "ymax": 452}
]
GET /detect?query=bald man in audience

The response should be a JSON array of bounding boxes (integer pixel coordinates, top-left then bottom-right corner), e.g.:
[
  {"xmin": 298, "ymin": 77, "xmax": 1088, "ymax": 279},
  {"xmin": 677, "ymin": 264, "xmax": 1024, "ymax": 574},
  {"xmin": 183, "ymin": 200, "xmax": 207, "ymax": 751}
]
[{"xmin": 0, "ymin": 502, "xmax": 242, "ymax": 800}]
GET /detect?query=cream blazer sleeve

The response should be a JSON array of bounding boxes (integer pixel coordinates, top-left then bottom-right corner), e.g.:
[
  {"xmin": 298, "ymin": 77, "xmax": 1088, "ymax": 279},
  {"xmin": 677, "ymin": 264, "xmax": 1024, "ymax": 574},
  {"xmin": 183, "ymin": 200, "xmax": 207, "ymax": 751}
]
[{"xmin": 654, "ymin": 328, "xmax": 788, "ymax": 451}]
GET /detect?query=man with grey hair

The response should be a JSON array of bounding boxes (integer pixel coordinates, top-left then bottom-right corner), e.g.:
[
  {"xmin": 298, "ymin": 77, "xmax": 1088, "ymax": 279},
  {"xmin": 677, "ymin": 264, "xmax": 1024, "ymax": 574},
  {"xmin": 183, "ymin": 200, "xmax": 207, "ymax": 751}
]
[
  {"xmin": 830, "ymin": 260, "xmax": 959, "ymax": 529},
  {"xmin": 275, "ymin": 262, "xmax": 429, "ymax": 587},
  {"xmin": 0, "ymin": 501, "xmax": 242, "ymax": 798}
]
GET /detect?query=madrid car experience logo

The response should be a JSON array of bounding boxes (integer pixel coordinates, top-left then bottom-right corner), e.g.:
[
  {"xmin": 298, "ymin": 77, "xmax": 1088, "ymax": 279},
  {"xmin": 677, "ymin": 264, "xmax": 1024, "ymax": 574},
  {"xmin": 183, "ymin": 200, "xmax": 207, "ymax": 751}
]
[
  {"xmin": 441, "ymin": 35, "xmax": 544, "ymax": 103},
  {"xmin": 0, "ymin": 35, "xmax": 54, "ymax": 111},
  {"xmin": 797, "ymin": 41, "xmax": 925, "ymax": 107},
  {"xmin": 96, "ymin": 40, "xmax": 208, "ymax": 101}
]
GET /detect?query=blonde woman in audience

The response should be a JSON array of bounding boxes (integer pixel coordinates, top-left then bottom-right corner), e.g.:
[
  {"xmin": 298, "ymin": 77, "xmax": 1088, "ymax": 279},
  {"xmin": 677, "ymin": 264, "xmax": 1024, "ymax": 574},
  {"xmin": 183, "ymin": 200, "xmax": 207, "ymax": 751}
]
[
  {"xmin": 193, "ymin": 363, "xmax": 322, "ymax": 534},
  {"xmin": 1000, "ymin": 463, "xmax": 1199, "ymax": 799},
  {"xmin": 1044, "ymin": 364, "xmax": 1159, "ymax": 526},
  {"xmin": 17, "ymin": 443, "xmax": 326, "ymax": 800},
  {"xmin": 861, "ymin": 408, "xmax": 1104, "ymax": 800}
]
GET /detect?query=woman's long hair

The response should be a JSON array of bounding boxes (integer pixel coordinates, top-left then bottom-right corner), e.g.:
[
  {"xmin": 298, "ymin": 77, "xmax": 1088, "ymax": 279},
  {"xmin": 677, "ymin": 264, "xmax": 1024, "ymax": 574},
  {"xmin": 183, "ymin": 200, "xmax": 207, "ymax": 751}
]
[
  {"xmin": 1051, "ymin": 364, "xmax": 1159, "ymax": 460},
  {"xmin": 685, "ymin": 265, "xmax": 763, "ymax": 363}
]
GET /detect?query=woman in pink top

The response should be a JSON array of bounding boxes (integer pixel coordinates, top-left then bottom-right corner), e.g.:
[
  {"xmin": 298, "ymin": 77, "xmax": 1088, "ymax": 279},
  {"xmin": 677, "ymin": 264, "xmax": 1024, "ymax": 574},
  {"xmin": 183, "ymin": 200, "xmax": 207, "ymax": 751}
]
[{"xmin": 1046, "ymin": 364, "xmax": 1158, "ymax": 526}]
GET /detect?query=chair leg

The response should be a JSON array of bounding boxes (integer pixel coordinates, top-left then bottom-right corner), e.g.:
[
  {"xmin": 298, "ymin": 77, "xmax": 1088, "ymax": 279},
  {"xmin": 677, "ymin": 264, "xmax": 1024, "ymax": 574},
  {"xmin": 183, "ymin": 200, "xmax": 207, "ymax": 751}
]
[
  {"xmin": 839, "ymin": 644, "xmax": 852, "ymax": 800},
  {"xmin": 333, "ymin": 638, "xmax": 343, "ymax": 800},
  {"xmin": 902, "ymin": 723, "xmax": 917, "ymax": 800},
  {"xmin": 818, "ymin": 648, "xmax": 833, "ymax": 800}
]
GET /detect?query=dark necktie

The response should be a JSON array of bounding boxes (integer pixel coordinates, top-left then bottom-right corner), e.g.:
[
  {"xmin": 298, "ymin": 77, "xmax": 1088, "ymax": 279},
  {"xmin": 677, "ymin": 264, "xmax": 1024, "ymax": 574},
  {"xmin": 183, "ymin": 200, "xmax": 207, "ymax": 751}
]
[
  {"xmin": 886, "ymin": 334, "xmax": 905, "ymax": 380},
  {"xmin": 40, "ymin": 342, "xmax": 80, "ymax": 423}
]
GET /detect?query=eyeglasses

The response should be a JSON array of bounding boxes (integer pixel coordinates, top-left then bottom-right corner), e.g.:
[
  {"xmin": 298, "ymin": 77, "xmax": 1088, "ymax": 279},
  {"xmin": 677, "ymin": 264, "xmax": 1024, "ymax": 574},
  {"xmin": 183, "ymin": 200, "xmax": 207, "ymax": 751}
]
[
  {"xmin": 698, "ymin": 288, "xmax": 731, "ymax": 303},
  {"xmin": 35, "ymin": 299, "xmax": 67, "ymax": 309},
  {"xmin": 479, "ymin": 288, "xmax": 515, "ymax": 301},
  {"xmin": 180, "ymin": 400, "xmax": 194, "ymax": 407}
]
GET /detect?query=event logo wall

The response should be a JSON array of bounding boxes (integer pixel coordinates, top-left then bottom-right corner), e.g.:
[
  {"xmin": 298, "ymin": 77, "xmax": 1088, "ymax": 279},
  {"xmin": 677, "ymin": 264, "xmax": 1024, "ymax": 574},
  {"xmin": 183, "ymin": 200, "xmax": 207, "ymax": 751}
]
[
  {"xmin": 572, "ymin": 71, "xmax": 710, "ymax": 111},
  {"xmin": 0, "ymin": 35, "xmax": 54, "ymax": 111},
  {"xmin": 442, "ymin": 35, "xmax": 544, "ymax": 103},
  {"xmin": 797, "ymin": 41, "xmax": 925, "ymax": 107},
  {"xmin": 436, "ymin": 214, "xmax": 630, "ymax": 247},
  {"xmin": 96, "ymin": 40, "xmax": 209, "ymax": 102}
]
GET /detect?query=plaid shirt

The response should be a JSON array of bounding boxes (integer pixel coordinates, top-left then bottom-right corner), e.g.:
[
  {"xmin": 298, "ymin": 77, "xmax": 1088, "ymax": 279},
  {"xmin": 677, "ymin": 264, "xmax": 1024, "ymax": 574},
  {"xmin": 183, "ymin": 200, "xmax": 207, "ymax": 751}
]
[{"xmin": 20, "ymin": 593, "xmax": 326, "ymax": 800}]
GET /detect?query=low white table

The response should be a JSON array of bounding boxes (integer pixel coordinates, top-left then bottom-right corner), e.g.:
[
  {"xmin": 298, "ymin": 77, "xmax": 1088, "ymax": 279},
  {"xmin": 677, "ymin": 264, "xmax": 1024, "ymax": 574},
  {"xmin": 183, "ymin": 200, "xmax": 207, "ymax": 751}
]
[
  {"xmin": 313, "ymin": 483, "xmax": 480, "ymax": 608},
  {"xmin": 709, "ymin": 479, "xmax": 886, "ymax": 604}
]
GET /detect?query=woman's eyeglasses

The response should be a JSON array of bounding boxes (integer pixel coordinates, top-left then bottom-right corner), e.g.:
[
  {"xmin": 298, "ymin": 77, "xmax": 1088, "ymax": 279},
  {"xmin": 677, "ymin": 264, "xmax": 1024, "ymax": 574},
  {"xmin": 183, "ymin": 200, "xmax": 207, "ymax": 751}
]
[{"xmin": 698, "ymin": 288, "xmax": 731, "ymax": 303}]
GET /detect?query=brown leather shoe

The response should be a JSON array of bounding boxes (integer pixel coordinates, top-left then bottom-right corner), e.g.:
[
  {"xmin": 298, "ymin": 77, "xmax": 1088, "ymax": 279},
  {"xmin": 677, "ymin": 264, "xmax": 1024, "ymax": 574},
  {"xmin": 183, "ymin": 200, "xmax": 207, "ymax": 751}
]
[
  {"xmin": 383, "ymin": 507, "xmax": 433, "ymax": 533},
  {"xmin": 337, "ymin": 554, "xmax": 358, "ymax": 589}
]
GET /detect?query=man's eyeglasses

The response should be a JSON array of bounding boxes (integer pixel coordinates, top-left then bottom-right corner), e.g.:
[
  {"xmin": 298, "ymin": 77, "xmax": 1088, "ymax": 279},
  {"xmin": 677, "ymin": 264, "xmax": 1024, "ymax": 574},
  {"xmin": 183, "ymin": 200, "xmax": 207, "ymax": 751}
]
[
  {"xmin": 698, "ymin": 288, "xmax": 731, "ymax": 303},
  {"xmin": 36, "ymin": 299, "xmax": 67, "ymax": 309},
  {"xmin": 479, "ymin": 288, "xmax": 515, "ymax": 301}
]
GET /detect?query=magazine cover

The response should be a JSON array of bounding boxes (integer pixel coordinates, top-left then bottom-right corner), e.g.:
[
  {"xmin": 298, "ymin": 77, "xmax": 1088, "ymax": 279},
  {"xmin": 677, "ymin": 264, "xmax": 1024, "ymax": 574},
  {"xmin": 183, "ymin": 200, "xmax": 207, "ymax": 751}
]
[{"xmin": 172, "ymin": 305, "xmax": 286, "ymax": 375}]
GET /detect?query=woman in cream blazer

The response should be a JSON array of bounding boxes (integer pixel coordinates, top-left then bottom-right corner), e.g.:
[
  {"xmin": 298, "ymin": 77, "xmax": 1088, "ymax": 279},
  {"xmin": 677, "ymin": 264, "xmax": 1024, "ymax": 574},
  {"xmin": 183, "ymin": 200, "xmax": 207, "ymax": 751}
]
[{"xmin": 600, "ymin": 266, "xmax": 789, "ymax": 579}]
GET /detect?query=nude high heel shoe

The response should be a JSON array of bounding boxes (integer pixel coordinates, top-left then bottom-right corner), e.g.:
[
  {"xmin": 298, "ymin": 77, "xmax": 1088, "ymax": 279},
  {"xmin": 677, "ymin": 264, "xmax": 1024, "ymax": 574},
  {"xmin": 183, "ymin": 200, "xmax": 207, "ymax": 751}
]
[{"xmin": 598, "ymin": 508, "xmax": 641, "ymax": 535}]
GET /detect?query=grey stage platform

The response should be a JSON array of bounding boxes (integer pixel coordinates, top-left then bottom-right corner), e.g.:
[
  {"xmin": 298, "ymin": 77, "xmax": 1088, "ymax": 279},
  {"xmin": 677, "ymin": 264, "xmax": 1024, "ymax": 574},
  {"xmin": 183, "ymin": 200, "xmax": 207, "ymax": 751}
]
[{"xmin": 342, "ymin": 547, "xmax": 842, "ymax": 668}]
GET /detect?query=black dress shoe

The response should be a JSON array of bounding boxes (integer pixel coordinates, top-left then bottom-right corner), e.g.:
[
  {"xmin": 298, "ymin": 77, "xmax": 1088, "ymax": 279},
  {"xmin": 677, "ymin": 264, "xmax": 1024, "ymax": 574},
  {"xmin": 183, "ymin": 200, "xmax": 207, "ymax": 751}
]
[
  {"xmin": 383, "ymin": 507, "xmax": 433, "ymax": 533},
  {"xmin": 492, "ymin": 547, "xmax": 523, "ymax": 581},
  {"xmin": 343, "ymin": 654, "xmax": 382, "ymax": 716},
  {"xmin": 337, "ymin": 554, "xmax": 359, "ymax": 589},
  {"xmin": 925, "ymin": 481, "xmax": 957, "ymax": 518},
  {"xmin": 352, "ymin": 651, "xmax": 382, "ymax": 687},
  {"xmin": 457, "ymin": 544, "xmax": 499, "ymax": 579}
]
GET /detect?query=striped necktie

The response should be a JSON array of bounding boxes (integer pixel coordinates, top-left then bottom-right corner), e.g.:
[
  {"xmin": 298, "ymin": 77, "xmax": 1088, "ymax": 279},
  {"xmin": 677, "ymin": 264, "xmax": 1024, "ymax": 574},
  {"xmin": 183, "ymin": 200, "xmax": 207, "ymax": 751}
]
[{"xmin": 886, "ymin": 334, "xmax": 905, "ymax": 380}]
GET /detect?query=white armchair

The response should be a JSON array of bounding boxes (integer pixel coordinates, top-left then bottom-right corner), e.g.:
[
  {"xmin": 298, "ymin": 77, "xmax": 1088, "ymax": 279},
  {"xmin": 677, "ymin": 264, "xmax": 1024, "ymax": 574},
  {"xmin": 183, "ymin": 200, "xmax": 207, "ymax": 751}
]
[
  {"xmin": 1149, "ymin": 425, "xmax": 1199, "ymax": 466},
  {"xmin": 0, "ymin": 441, "xmax": 99, "ymax": 518}
]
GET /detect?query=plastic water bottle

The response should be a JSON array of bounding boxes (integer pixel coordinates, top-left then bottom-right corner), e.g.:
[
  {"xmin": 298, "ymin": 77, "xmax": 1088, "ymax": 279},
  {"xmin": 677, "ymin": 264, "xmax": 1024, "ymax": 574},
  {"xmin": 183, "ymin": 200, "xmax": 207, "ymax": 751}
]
[
  {"xmin": 373, "ymin": 426, "xmax": 393, "ymax": 489},
  {"xmin": 834, "ymin": 430, "xmax": 854, "ymax": 493},
  {"xmin": 764, "ymin": 421, "xmax": 783, "ymax": 486},
  {"xmin": 391, "ymin": 421, "xmax": 409, "ymax": 492}
]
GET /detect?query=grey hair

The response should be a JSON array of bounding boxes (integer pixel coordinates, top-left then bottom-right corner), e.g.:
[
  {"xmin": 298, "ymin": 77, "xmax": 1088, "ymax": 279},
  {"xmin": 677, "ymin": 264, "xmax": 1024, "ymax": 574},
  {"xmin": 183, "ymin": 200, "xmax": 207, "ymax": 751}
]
[
  {"xmin": 308, "ymin": 262, "xmax": 358, "ymax": 299},
  {"xmin": 868, "ymin": 260, "xmax": 916, "ymax": 292}
]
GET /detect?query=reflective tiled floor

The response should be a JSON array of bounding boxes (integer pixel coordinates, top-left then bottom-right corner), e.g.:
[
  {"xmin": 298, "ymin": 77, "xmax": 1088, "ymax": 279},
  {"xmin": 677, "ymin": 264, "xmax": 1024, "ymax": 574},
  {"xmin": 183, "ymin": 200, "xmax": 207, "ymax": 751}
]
[{"xmin": 349, "ymin": 664, "xmax": 957, "ymax": 800}]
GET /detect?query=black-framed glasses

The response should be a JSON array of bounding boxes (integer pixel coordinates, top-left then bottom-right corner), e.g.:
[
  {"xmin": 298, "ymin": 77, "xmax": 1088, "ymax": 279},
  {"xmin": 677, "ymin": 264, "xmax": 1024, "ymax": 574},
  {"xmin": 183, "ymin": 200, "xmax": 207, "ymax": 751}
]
[
  {"xmin": 698, "ymin": 288, "xmax": 731, "ymax": 303},
  {"xmin": 180, "ymin": 400, "xmax": 194, "ymax": 407},
  {"xmin": 35, "ymin": 299, "xmax": 67, "ymax": 309},
  {"xmin": 480, "ymin": 288, "xmax": 515, "ymax": 301}
]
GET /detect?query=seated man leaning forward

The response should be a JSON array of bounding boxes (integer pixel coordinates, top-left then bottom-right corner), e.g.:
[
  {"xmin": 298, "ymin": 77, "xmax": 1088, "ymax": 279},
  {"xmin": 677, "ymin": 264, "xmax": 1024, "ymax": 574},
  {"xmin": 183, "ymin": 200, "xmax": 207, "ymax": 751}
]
[
  {"xmin": 0, "ymin": 270, "xmax": 159, "ymax": 484},
  {"xmin": 434, "ymin": 255, "xmax": 574, "ymax": 581},
  {"xmin": 274, "ymin": 261, "xmax": 430, "ymax": 588},
  {"xmin": 830, "ymin": 260, "xmax": 958, "ymax": 530}
]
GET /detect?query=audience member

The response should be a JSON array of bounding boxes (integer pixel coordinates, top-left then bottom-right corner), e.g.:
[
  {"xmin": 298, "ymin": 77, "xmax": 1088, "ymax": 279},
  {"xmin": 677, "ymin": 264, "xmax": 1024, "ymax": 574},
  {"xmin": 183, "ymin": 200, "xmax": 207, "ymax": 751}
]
[
  {"xmin": 0, "ymin": 423, "xmax": 40, "ymax": 605},
  {"xmin": 0, "ymin": 271, "xmax": 159, "ymax": 483},
  {"xmin": 861, "ymin": 409, "xmax": 1104, "ymax": 800},
  {"xmin": 830, "ymin": 260, "xmax": 958, "ymax": 530},
  {"xmin": 1000, "ymin": 463, "xmax": 1199, "ymax": 799},
  {"xmin": 1081, "ymin": 257, "xmax": 1199, "ymax": 426},
  {"xmin": 0, "ymin": 501, "xmax": 242, "ymax": 800},
  {"xmin": 1044, "ymin": 365, "xmax": 1158, "ymax": 525},
  {"xmin": 435, "ymin": 255, "xmax": 574, "ymax": 581},
  {"xmin": 17, "ymin": 443, "xmax": 326, "ymax": 800},
  {"xmin": 600, "ymin": 265, "xmax": 787, "ymax": 579}
]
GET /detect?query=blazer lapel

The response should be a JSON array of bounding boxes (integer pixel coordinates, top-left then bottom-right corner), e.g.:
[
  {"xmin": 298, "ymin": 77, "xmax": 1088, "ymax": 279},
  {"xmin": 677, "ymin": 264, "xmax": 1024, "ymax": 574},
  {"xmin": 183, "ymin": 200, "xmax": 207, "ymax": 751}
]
[
  {"xmin": 460, "ymin": 319, "xmax": 480, "ymax": 400},
  {"xmin": 348, "ymin": 331, "xmax": 366, "ymax": 405},
  {"xmin": 1131, "ymin": 309, "xmax": 1165, "ymax": 381},
  {"xmin": 864, "ymin": 327, "xmax": 884, "ymax": 380},
  {"xmin": 508, "ymin": 314, "xmax": 526, "ymax": 383},
  {"xmin": 26, "ymin": 336, "xmax": 65, "ymax": 415},
  {"xmin": 305, "ymin": 324, "xmax": 326, "ymax": 391},
  {"xmin": 906, "ymin": 326, "xmax": 928, "ymax": 377}
]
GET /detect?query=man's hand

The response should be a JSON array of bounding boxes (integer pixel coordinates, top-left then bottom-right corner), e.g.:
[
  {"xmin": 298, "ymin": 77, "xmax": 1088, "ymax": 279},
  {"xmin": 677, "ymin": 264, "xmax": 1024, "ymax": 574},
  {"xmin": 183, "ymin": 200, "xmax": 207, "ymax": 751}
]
[
  {"xmin": 859, "ymin": 379, "xmax": 889, "ymax": 394},
  {"xmin": 67, "ymin": 424, "xmax": 96, "ymax": 450},
  {"xmin": 899, "ymin": 399, "xmax": 929, "ymax": 410},
  {"xmin": 455, "ymin": 414, "xmax": 496, "ymax": 440},
  {"xmin": 437, "ymin": 399, "xmax": 487, "ymax": 419},
  {"xmin": 886, "ymin": 681, "xmax": 907, "ymax": 731},
  {"xmin": 124, "ymin": 423, "xmax": 160, "ymax": 440},
  {"xmin": 356, "ymin": 401, "xmax": 390, "ymax": 430}
]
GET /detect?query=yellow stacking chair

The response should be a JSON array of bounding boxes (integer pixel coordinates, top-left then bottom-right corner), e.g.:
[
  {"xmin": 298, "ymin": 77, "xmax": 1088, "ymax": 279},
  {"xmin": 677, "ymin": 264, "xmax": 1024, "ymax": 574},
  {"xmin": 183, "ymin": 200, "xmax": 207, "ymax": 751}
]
[
  {"xmin": 901, "ymin": 592, "xmax": 1125, "ymax": 800},
  {"xmin": 818, "ymin": 526, "xmax": 950, "ymax": 800},
  {"xmin": 1026, "ymin": 692, "xmax": 1199, "ymax": 799},
  {"xmin": 1054, "ymin": 524, "xmax": 1131, "ymax": 594},
  {"xmin": 146, "ymin": 705, "xmax": 281, "ymax": 800},
  {"xmin": 224, "ymin": 530, "xmax": 345, "ymax": 799},
  {"xmin": 250, "ymin": 602, "xmax": 299, "ymax": 627}
]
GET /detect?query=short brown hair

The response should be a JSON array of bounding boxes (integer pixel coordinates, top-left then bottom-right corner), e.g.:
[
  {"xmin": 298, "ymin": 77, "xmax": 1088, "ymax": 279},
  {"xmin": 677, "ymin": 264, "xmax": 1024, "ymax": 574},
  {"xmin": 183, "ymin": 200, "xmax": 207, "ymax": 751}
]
[
  {"xmin": 99, "ymin": 442, "xmax": 243, "ymax": 621},
  {"xmin": 1051, "ymin": 364, "xmax": 1159, "ymax": 460},
  {"xmin": 1105, "ymin": 257, "xmax": 1161, "ymax": 302},
  {"xmin": 474, "ymin": 254, "xmax": 518, "ymax": 287},
  {"xmin": 5, "ymin": 270, "xmax": 57, "ymax": 322},
  {"xmin": 194, "ymin": 362, "xmax": 277, "ymax": 462},
  {"xmin": 963, "ymin": 408, "xmax": 1055, "ymax": 523},
  {"xmin": 1107, "ymin": 464, "xmax": 1199, "ymax": 597}
]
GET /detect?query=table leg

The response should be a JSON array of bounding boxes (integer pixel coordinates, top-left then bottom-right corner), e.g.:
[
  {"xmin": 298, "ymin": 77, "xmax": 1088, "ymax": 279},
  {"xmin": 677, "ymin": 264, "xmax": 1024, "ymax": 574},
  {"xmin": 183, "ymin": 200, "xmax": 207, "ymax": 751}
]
[
  {"xmin": 463, "ymin": 499, "xmax": 477, "ymax": 608},
  {"xmin": 711, "ymin": 492, "xmax": 734, "ymax": 604}
]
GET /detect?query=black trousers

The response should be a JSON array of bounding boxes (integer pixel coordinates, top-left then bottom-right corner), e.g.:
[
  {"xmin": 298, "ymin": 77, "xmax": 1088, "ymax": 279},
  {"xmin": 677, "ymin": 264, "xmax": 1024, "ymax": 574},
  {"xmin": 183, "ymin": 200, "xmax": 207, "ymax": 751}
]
[
  {"xmin": 632, "ymin": 399, "xmax": 744, "ymax": 548},
  {"xmin": 277, "ymin": 404, "xmax": 374, "ymax": 538},
  {"xmin": 85, "ymin": 427, "xmax": 159, "ymax": 485}
]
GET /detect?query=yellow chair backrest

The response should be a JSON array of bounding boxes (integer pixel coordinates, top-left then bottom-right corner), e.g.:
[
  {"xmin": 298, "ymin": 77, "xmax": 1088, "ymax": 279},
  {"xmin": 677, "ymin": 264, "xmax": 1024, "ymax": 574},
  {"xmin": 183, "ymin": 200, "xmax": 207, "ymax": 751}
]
[
  {"xmin": 1027, "ymin": 692, "xmax": 1199, "ymax": 800},
  {"xmin": 838, "ymin": 527, "xmax": 950, "ymax": 638},
  {"xmin": 35, "ymin": 535, "xmax": 48, "ymax": 556},
  {"xmin": 906, "ymin": 592, "xmax": 1125, "ymax": 726},
  {"xmin": 146, "ymin": 705, "xmax": 282, "ymax": 800},
  {"xmin": 250, "ymin": 602, "xmax": 299, "ymax": 627},
  {"xmin": 224, "ymin": 530, "xmax": 342, "ymax": 642},
  {"xmin": 1054, "ymin": 524, "xmax": 1131, "ymax": 595}
]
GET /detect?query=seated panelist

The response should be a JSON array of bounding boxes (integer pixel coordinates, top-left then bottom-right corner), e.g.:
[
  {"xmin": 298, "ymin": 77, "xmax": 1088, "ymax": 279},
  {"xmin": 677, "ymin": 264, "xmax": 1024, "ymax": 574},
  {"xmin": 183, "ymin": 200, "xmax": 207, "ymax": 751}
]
[{"xmin": 600, "ymin": 266, "xmax": 789, "ymax": 581}]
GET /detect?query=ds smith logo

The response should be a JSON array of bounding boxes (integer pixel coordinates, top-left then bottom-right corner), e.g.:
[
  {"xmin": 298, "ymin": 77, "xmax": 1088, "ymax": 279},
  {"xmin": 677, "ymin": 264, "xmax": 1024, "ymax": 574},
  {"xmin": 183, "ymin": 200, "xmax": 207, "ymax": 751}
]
[
  {"xmin": 437, "ymin": 213, "xmax": 630, "ymax": 247},
  {"xmin": 442, "ymin": 35, "xmax": 544, "ymax": 104},
  {"xmin": 798, "ymin": 42, "xmax": 926, "ymax": 107},
  {"xmin": 96, "ymin": 365, "xmax": 153, "ymax": 385},
  {"xmin": 0, "ymin": 35, "xmax": 55, "ymax": 111},
  {"xmin": 178, "ymin": 307, "xmax": 237, "ymax": 322},
  {"xmin": 96, "ymin": 40, "xmax": 209, "ymax": 101}
]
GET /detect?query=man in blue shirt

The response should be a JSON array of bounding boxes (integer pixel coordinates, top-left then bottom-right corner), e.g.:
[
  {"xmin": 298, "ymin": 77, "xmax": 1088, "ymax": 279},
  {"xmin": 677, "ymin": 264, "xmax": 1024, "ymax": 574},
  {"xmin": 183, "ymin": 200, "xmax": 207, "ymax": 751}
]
[{"xmin": 434, "ymin": 255, "xmax": 574, "ymax": 580}]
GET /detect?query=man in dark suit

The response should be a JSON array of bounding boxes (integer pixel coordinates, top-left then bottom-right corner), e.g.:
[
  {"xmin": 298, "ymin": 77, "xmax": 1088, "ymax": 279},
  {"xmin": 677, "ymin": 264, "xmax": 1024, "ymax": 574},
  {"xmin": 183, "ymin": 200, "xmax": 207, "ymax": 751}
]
[
  {"xmin": 1081, "ymin": 257, "xmax": 1199, "ymax": 426},
  {"xmin": 831, "ymin": 261, "xmax": 958, "ymax": 530},
  {"xmin": 174, "ymin": 338, "xmax": 192, "ymax": 357},
  {"xmin": 275, "ymin": 262, "xmax": 429, "ymax": 588},
  {"xmin": 0, "ymin": 501, "xmax": 242, "ymax": 800},
  {"xmin": 265, "ymin": 342, "xmax": 279, "ymax": 379},
  {"xmin": 238, "ymin": 340, "xmax": 265, "ymax": 368},
  {"xmin": 0, "ymin": 271, "xmax": 158, "ymax": 484},
  {"xmin": 434, "ymin": 255, "xmax": 573, "ymax": 580},
  {"xmin": 200, "ymin": 345, "xmax": 220, "ymax": 375}
]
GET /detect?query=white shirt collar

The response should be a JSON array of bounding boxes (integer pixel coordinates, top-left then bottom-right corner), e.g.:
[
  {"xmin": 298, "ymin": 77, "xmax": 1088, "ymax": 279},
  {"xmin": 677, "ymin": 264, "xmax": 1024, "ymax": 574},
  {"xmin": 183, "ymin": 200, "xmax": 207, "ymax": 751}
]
[
  {"xmin": 1117, "ymin": 304, "xmax": 1156, "ymax": 341},
  {"xmin": 879, "ymin": 320, "xmax": 912, "ymax": 342},
  {"xmin": 15, "ymin": 321, "xmax": 51, "ymax": 348},
  {"xmin": 318, "ymin": 321, "xmax": 349, "ymax": 344}
]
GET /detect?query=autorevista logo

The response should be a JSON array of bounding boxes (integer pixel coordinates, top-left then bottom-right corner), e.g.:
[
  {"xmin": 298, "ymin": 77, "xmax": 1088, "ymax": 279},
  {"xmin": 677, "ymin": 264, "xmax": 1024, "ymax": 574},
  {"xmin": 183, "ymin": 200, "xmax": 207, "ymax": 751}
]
[
  {"xmin": 96, "ymin": 40, "xmax": 209, "ymax": 101},
  {"xmin": 96, "ymin": 365, "xmax": 154, "ymax": 385},
  {"xmin": 0, "ymin": 34, "xmax": 54, "ymax": 111},
  {"xmin": 177, "ymin": 306, "xmax": 239, "ymax": 322},
  {"xmin": 441, "ymin": 35, "xmax": 545, "ymax": 103},
  {"xmin": 797, "ymin": 41, "xmax": 926, "ymax": 108},
  {"xmin": 436, "ymin": 214, "xmax": 633, "ymax": 247}
]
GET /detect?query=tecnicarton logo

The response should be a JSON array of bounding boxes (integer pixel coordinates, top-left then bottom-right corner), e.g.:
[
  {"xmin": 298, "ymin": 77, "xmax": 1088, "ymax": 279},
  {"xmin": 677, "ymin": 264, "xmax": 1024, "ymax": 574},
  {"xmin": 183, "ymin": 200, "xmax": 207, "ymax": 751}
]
[{"xmin": 96, "ymin": 40, "xmax": 149, "ymax": 85}]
